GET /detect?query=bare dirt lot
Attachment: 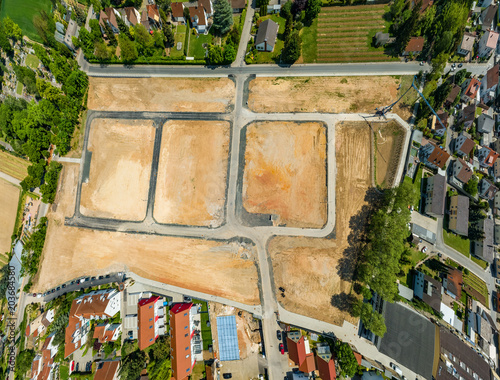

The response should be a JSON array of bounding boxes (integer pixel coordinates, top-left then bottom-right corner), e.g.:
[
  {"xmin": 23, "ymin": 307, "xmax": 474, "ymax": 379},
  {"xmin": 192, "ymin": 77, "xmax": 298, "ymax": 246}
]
[
  {"xmin": 243, "ymin": 122, "xmax": 327, "ymax": 228},
  {"xmin": 248, "ymin": 76, "xmax": 411, "ymax": 119},
  {"xmin": 80, "ymin": 118, "xmax": 155, "ymax": 221},
  {"xmin": 154, "ymin": 120, "xmax": 230, "ymax": 227},
  {"xmin": 270, "ymin": 122, "xmax": 372, "ymax": 326},
  {"xmin": 373, "ymin": 121, "xmax": 405, "ymax": 188},
  {"xmin": 88, "ymin": 77, "xmax": 235, "ymax": 113},
  {"xmin": 36, "ymin": 164, "xmax": 260, "ymax": 305},
  {"xmin": 0, "ymin": 179, "xmax": 20, "ymax": 254}
]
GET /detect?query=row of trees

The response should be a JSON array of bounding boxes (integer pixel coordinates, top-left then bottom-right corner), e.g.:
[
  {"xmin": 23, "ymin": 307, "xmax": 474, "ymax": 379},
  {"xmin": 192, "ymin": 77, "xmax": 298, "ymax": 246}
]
[{"xmin": 120, "ymin": 336, "xmax": 171, "ymax": 380}]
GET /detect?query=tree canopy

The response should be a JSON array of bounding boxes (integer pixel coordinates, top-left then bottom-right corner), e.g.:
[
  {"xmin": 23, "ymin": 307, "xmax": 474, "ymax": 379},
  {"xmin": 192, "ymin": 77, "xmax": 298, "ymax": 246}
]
[
  {"xmin": 212, "ymin": 0, "xmax": 234, "ymax": 35},
  {"xmin": 335, "ymin": 341, "xmax": 359, "ymax": 377}
]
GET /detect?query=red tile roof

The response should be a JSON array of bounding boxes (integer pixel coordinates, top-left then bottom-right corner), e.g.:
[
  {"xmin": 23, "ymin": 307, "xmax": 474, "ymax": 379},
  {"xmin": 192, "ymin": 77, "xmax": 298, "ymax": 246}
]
[
  {"xmin": 170, "ymin": 303, "xmax": 193, "ymax": 380},
  {"xmin": 199, "ymin": 0, "xmax": 212, "ymax": 14},
  {"xmin": 124, "ymin": 7, "xmax": 139, "ymax": 25},
  {"xmin": 455, "ymin": 158, "xmax": 473, "ymax": 183},
  {"xmin": 299, "ymin": 353, "xmax": 316, "ymax": 373},
  {"xmin": 354, "ymin": 351, "xmax": 362, "ymax": 365},
  {"xmin": 486, "ymin": 64, "xmax": 499, "ymax": 89},
  {"xmin": 427, "ymin": 143, "xmax": 450, "ymax": 169},
  {"xmin": 457, "ymin": 137, "xmax": 475, "ymax": 156},
  {"xmin": 287, "ymin": 334, "xmax": 306, "ymax": 367},
  {"xmin": 189, "ymin": 6, "xmax": 206, "ymax": 26},
  {"xmin": 316, "ymin": 354, "xmax": 336, "ymax": 380},
  {"xmin": 405, "ymin": 37, "xmax": 424, "ymax": 52},
  {"xmin": 147, "ymin": 4, "xmax": 160, "ymax": 22},
  {"xmin": 464, "ymin": 78, "xmax": 481, "ymax": 99},
  {"xmin": 93, "ymin": 324, "xmax": 120, "ymax": 343},
  {"xmin": 138, "ymin": 296, "xmax": 161, "ymax": 350},
  {"xmin": 94, "ymin": 360, "xmax": 120, "ymax": 380},
  {"xmin": 171, "ymin": 3, "xmax": 185, "ymax": 18}
]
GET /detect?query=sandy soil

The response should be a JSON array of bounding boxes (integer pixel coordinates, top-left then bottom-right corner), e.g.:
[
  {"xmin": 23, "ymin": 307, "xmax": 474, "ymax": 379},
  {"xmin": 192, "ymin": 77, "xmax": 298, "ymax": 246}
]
[
  {"xmin": 374, "ymin": 121, "xmax": 405, "ymax": 188},
  {"xmin": 0, "ymin": 179, "xmax": 20, "ymax": 254},
  {"xmin": 36, "ymin": 164, "xmax": 259, "ymax": 305},
  {"xmin": 248, "ymin": 76, "xmax": 406, "ymax": 115},
  {"xmin": 154, "ymin": 120, "xmax": 230, "ymax": 227},
  {"xmin": 243, "ymin": 122, "xmax": 327, "ymax": 228},
  {"xmin": 270, "ymin": 122, "xmax": 372, "ymax": 326},
  {"xmin": 80, "ymin": 118, "xmax": 155, "ymax": 221},
  {"xmin": 88, "ymin": 77, "xmax": 235, "ymax": 113}
]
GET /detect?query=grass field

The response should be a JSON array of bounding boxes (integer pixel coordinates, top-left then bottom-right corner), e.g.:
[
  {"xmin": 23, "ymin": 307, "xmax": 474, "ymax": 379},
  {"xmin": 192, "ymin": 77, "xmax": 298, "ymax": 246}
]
[
  {"xmin": 171, "ymin": 24, "xmax": 186, "ymax": 58},
  {"xmin": 189, "ymin": 33, "xmax": 212, "ymax": 59},
  {"xmin": 443, "ymin": 229, "xmax": 470, "ymax": 257},
  {"xmin": 403, "ymin": 164, "xmax": 422, "ymax": 210},
  {"xmin": 25, "ymin": 54, "xmax": 40, "ymax": 69},
  {"xmin": 16, "ymin": 82, "xmax": 23, "ymax": 95},
  {"xmin": 463, "ymin": 271, "xmax": 489, "ymax": 308},
  {"xmin": 0, "ymin": 150, "xmax": 29, "ymax": 180},
  {"xmin": 312, "ymin": 4, "xmax": 393, "ymax": 63},
  {"xmin": 0, "ymin": 0, "xmax": 52, "ymax": 43},
  {"xmin": 471, "ymin": 256, "xmax": 489, "ymax": 270}
]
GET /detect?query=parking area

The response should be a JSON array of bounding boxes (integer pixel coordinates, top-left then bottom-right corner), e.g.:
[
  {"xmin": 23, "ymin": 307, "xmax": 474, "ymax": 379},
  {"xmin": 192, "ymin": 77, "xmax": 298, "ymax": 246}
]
[{"xmin": 70, "ymin": 340, "xmax": 94, "ymax": 374}]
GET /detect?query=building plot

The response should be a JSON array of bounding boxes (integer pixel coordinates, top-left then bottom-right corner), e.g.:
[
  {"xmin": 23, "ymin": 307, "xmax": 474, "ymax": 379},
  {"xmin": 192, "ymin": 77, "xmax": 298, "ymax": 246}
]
[
  {"xmin": 80, "ymin": 118, "xmax": 155, "ymax": 221},
  {"xmin": 242, "ymin": 121, "xmax": 327, "ymax": 228},
  {"xmin": 87, "ymin": 77, "xmax": 235, "ymax": 113},
  {"xmin": 154, "ymin": 120, "xmax": 230, "ymax": 227},
  {"xmin": 0, "ymin": 179, "xmax": 20, "ymax": 255},
  {"xmin": 270, "ymin": 122, "xmax": 372, "ymax": 325}
]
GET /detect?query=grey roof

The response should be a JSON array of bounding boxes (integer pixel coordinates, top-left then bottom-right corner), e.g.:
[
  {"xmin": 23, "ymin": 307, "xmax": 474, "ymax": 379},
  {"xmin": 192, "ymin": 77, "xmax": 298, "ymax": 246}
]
[
  {"xmin": 450, "ymin": 195, "xmax": 469, "ymax": 236},
  {"xmin": 412, "ymin": 223, "xmax": 436, "ymax": 244},
  {"xmin": 481, "ymin": 4, "xmax": 498, "ymax": 27},
  {"xmin": 398, "ymin": 283, "xmax": 413, "ymax": 301},
  {"xmin": 378, "ymin": 302, "xmax": 435, "ymax": 380},
  {"xmin": 459, "ymin": 32, "xmax": 476, "ymax": 52},
  {"xmin": 477, "ymin": 113, "xmax": 495, "ymax": 133},
  {"xmin": 495, "ymin": 224, "xmax": 500, "ymax": 245},
  {"xmin": 411, "ymin": 129, "xmax": 423, "ymax": 145},
  {"xmin": 476, "ymin": 218, "xmax": 495, "ymax": 263},
  {"xmin": 375, "ymin": 32, "xmax": 389, "ymax": 44},
  {"xmin": 255, "ymin": 19, "xmax": 279, "ymax": 47},
  {"xmin": 413, "ymin": 271, "xmax": 442, "ymax": 311},
  {"xmin": 427, "ymin": 175, "xmax": 446, "ymax": 216}
]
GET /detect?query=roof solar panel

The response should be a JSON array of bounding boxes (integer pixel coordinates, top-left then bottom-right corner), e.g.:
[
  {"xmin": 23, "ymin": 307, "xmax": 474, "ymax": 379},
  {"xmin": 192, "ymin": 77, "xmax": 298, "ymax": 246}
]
[{"xmin": 216, "ymin": 315, "xmax": 240, "ymax": 361}]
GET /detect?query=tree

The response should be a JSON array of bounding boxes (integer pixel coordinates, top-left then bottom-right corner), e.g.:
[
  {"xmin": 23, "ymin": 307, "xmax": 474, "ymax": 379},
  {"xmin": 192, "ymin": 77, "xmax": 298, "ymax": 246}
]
[
  {"xmin": 207, "ymin": 45, "xmax": 224, "ymax": 65},
  {"xmin": 430, "ymin": 52, "xmax": 448, "ymax": 81},
  {"xmin": 119, "ymin": 350, "xmax": 147, "ymax": 380},
  {"xmin": 283, "ymin": 14, "xmax": 293, "ymax": 42},
  {"xmin": 360, "ymin": 303, "xmax": 387, "ymax": 337},
  {"xmin": 280, "ymin": 1, "xmax": 292, "ymax": 19},
  {"xmin": 212, "ymin": 0, "xmax": 234, "ymax": 35},
  {"xmin": 464, "ymin": 176, "xmax": 479, "ymax": 196},
  {"xmin": 3, "ymin": 17, "xmax": 22, "ymax": 40},
  {"xmin": 119, "ymin": 35, "xmax": 138, "ymax": 62},
  {"xmin": 40, "ymin": 162, "xmax": 62, "ymax": 203},
  {"xmin": 94, "ymin": 42, "xmax": 110, "ymax": 60},
  {"xmin": 334, "ymin": 341, "xmax": 359, "ymax": 378},
  {"xmin": 292, "ymin": 0, "xmax": 308, "ymax": 15},
  {"xmin": 156, "ymin": 0, "xmax": 172, "ymax": 12},
  {"xmin": 103, "ymin": 22, "xmax": 118, "ymax": 46},
  {"xmin": 257, "ymin": 0, "xmax": 269, "ymax": 15},
  {"xmin": 304, "ymin": 0, "xmax": 321, "ymax": 24},
  {"xmin": 223, "ymin": 43, "xmax": 237, "ymax": 63},
  {"xmin": 116, "ymin": 15, "xmax": 132, "ymax": 39},
  {"xmin": 163, "ymin": 24, "xmax": 175, "ymax": 47},
  {"xmin": 434, "ymin": 31, "xmax": 454, "ymax": 56},
  {"xmin": 282, "ymin": 30, "xmax": 301, "ymax": 63},
  {"xmin": 395, "ymin": 0, "xmax": 421, "ymax": 54},
  {"xmin": 468, "ymin": 223, "xmax": 485, "ymax": 241},
  {"xmin": 390, "ymin": 0, "xmax": 405, "ymax": 20},
  {"xmin": 454, "ymin": 68, "xmax": 467, "ymax": 85},
  {"xmin": 15, "ymin": 349, "xmax": 36, "ymax": 376}
]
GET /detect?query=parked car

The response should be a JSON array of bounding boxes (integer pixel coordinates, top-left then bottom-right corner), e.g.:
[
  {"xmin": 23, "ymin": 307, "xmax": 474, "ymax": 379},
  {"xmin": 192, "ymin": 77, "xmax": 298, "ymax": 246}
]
[
  {"xmin": 62, "ymin": 284, "xmax": 66, "ymax": 289},
  {"xmin": 458, "ymin": 63, "xmax": 463, "ymax": 68},
  {"xmin": 277, "ymin": 330, "xmax": 281, "ymax": 340},
  {"xmin": 223, "ymin": 374, "xmax": 232, "ymax": 379},
  {"xmin": 279, "ymin": 343, "xmax": 284, "ymax": 354},
  {"xmin": 91, "ymin": 276, "xmax": 96, "ymax": 280},
  {"xmin": 98, "ymin": 276, "xmax": 104, "ymax": 280},
  {"xmin": 105, "ymin": 274, "xmax": 110, "ymax": 278}
]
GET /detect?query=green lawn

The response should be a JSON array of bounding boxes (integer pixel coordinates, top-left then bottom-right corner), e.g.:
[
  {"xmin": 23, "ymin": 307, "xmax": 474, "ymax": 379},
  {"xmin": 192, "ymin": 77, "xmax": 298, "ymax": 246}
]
[
  {"xmin": 25, "ymin": 54, "xmax": 40, "ymax": 69},
  {"xmin": 192, "ymin": 299, "xmax": 212, "ymax": 350},
  {"xmin": 59, "ymin": 365, "xmax": 70, "ymax": 380},
  {"xmin": 253, "ymin": 14, "xmax": 286, "ymax": 63},
  {"xmin": 189, "ymin": 32, "xmax": 212, "ymax": 59},
  {"xmin": 443, "ymin": 229, "xmax": 470, "ymax": 257},
  {"xmin": 463, "ymin": 271, "xmax": 489, "ymax": 308},
  {"xmin": 471, "ymin": 256, "xmax": 489, "ymax": 270},
  {"xmin": 0, "ymin": 0, "xmax": 52, "ymax": 43},
  {"xmin": 171, "ymin": 24, "xmax": 186, "ymax": 58},
  {"xmin": 300, "ymin": 18, "xmax": 318, "ymax": 63},
  {"xmin": 403, "ymin": 164, "xmax": 422, "ymax": 210},
  {"xmin": 16, "ymin": 82, "xmax": 23, "ymax": 95}
]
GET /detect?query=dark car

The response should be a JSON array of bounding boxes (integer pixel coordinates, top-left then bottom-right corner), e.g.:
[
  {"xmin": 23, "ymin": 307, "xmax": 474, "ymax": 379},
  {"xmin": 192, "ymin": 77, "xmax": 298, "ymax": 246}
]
[
  {"xmin": 277, "ymin": 330, "xmax": 281, "ymax": 340},
  {"xmin": 91, "ymin": 276, "xmax": 96, "ymax": 280},
  {"xmin": 70, "ymin": 280, "xmax": 76, "ymax": 285},
  {"xmin": 62, "ymin": 284, "xmax": 66, "ymax": 289},
  {"xmin": 279, "ymin": 343, "xmax": 284, "ymax": 354},
  {"xmin": 105, "ymin": 274, "xmax": 110, "ymax": 278},
  {"xmin": 85, "ymin": 277, "xmax": 90, "ymax": 282},
  {"xmin": 99, "ymin": 276, "xmax": 104, "ymax": 280},
  {"xmin": 458, "ymin": 63, "xmax": 463, "ymax": 68},
  {"xmin": 76, "ymin": 279, "xmax": 81, "ymax": 284},
  {"xmin": 51, "ymin": 289, "xmax": 55, "ymax": 293},
  {"xmin": 223, "ymin": 374, "xmax": 232, "ymax": 379},
  {"xmin": 279, "ymin": 287, "xmax": 285, "ymax": 292}
]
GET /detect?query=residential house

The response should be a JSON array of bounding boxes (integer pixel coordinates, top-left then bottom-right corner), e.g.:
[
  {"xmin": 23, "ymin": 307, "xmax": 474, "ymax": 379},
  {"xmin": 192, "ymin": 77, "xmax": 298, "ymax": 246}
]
[
  {"xmin": 170, "ymin": 303, "xmax": 196, "ymax": 380},
  {"xmin": 121, "ymin": 7, "xmax": 140, "ymax": 26},
  {"xmin": 31, "ymin": 334, "xmax": 58, "ymax": 380},
  {"xmin": 454, "ymin": 134, "xmax": 475, "ymax": 157},
  {"xmin": 478, "ymin": 29, "xmax": 499, "ymax": 58},
  {"xmin": 94, "ymin": 323, "xmax": 122, "ymax": 344},
  {"xmin": 481, "ymin": 64, "xmax": 499, "ymax": 103},
  {"xmin": 403, "ymin": 37, "xmax": 424, "ymax": 56},
  {"xmin": 477, "ymin": 146, "xmax": 499, "ymax": 167},
  {"xmin": 146, "ymin": 4, "xmax": 162, "ymax": 28},
  {"xmin": 461, "ymin": 103, "xmax": 477, "ymax": 128},
  {"xmin": 452, "ymin": 158, "xmax": 474, "ymax": 184},
  {"xmin": 495, "ymin": 224, "xmax": 500, "ymax": 246},
  {"xmin": 189, "ymin": 6, "xmax": 208, "ymax": 33},
  {"xmin": 255, "ymin": 19, "xmax": 279, "ymax": 52},
  {"xmin": 141, "ymin": 10, "xmax": 150, "ymax": 30},
  {"xmin": 424, "ymin": 174, "xmax": 446, "ymax": 217},
  {"xmin": 479, "ymin": 178, "xmax": 498, "ymax": 200},
  {"xmin": 445, "ymin": 84, "xmax": 461, "ymax": 108},
  {"xmin": 492, "ymin": 139, "xmax": 500, "ymax": 154},
  {"xmin": 413, "ymin": 271, "xmax": 442, "ymax": 313},
  {"xmin": 199, "ymin": 0, "xmax": 213, "ymax": 17},
  {"xmin": 94, "ymin": 360, "xmax": 120, "ymax": 380},
  {"xmin": 64, "ymin": 289, "xmax": 121, "ymax": 358},
  {"xmin": 462, "ymin": 78, "xmax": 481, "ymax": 103},
  {"xmin": 374, "ymin": 32, "xmax": 390, "ymax": 47},
  {"xmin": 26, "ymin": 309, "xmax": 54, "ymax": 339},
  {"xmin": 457, "ymin": 32, "xmax": 476, "ymax": 59},
  {"xmin": 230, "ymin": 0, "xmax": 246, "ymax": 13},
  {"xmin": 420, "ymin": 143, "xmax": 450, "ymax": 170},
  {"xmin": 436, "ymin": 327, "xmax": 492, "ymax": 380},
  {"xmin": 429, "ymin": 112, "xmax": 448, "ymax": 136},
  {"xmin": 474, "ymin": 218, "xmax": 495, "ymax": 263},
  {"xmin": 315, "ymin": 343, "xmax": 336, "ymax": 380},
  {"xmin": 480, "ymin": 4, "xmax": 498, "ymax": 31},
  {"xmin": 63, "ymin": 19, "xmax": 80, "ymax": 51},
  {"xmin": 493, "ymin": 159, "xmax": 500, "ymax": 181},
  {"xmin": 138, "ymin": 295, "xmax": 165, "ymax": 350},
  {"xmin": 287, "ymin": 330, "xmax": 316, "ymax": 374},
  {"xmin": 478, "ymin": 114, "xmax": 495, "ymax": 134},
  {"xmin": 443, "ymin": 267, "xmax": 463, "ymax": 300},
  {"xmin": 449, "ymin": 195, "xmax": 469, "ymax": 236},
  {"xmin": 99, "ymin": 7, "xmax": 121, "ymax": 34},
  {"xmin": 171, "ymin": 3, "xmax": 186, "ymax": 23}
]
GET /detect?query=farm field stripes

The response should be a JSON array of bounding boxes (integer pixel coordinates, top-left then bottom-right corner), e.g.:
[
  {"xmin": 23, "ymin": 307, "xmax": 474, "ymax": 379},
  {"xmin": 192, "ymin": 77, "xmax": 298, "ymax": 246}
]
[
  {"xmin": 0, "ymin": 150, "xmax": 29, "ymax": 180},
  {"xmin": 315, "ymin": 4, "xmax": 391, "ymax": 63}
]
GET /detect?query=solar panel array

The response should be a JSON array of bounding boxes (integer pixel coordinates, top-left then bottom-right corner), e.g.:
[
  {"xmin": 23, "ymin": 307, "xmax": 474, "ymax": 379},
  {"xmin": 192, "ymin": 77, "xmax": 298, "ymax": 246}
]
[{"xmin": 216, "ymin": 315, "xmax": 240, "ymax": 361}]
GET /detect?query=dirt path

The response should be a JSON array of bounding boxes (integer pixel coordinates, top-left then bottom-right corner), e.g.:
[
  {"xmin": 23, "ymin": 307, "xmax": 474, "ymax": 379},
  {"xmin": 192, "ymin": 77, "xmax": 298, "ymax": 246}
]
[
  {"xmin": 87, "ymin": 77, "xmax": 235, "ymax": 113},
  {"xmin": 80, "ymin": 119, "xmax": 155, "ymax": 221},
  {"xmin": 373, "ymin": 121, "xmax": 405, "ymax": 188},
  {"xmin": 243, "ymin": 122, "xmax": 327, "ymax": 228},
  {"xmin": 270, "ymin": 122, "xmax": 372, "ymax": 326},
  {"xmin": 0, "ymin": 179, "xmax": 20, "ymax": 254},
  {"xmin": 154, "ymin": 120, "xmax": 230, "ymax": 227}
]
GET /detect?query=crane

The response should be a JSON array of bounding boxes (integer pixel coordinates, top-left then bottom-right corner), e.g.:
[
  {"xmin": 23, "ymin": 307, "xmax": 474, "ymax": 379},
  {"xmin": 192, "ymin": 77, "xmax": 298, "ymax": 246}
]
[{"xmin": 375, "ymin": 75, "xmax": 446, "ymax": 130}]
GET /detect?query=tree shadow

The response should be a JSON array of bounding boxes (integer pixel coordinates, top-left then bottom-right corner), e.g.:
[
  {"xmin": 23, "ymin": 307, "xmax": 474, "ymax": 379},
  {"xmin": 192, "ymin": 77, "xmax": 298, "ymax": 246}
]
[
  {"xmin": 331, "ymin": 292, "xmax": 358, "ymax": 313},
  {"xmin": 336, "ymin": 187, "xmax": 382, "ymax": 282}
]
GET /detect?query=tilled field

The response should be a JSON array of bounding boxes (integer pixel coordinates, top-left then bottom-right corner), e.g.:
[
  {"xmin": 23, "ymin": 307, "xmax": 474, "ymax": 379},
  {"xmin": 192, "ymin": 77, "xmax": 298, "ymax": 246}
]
[{"xmin": 0, "ymin": 179, "xmax": 19, "ymax": 255}]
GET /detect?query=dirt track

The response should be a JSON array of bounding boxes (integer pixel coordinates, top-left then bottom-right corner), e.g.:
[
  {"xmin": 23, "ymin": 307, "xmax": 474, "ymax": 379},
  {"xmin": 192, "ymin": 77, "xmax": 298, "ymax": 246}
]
[
  {"xmin": 374, "ymin": 121, "xmax": 405, "ymax": 188},
  {"xmin": 0, "ymin": 179, "xmax": 19, "ymax": 254},
  {"xmin": 243, "ymin": 122, "xmax": 327, "ymax": 228},
  {"xmin": 36, "ymin": 164, "xmax": 260, "ymax": 305},
  {"xmin": 80, "ymin": 118, "xmax": 155, "ymax": 221},
  {"xmin": 248, "ymin": 76, "xmax": 405, "ymax": 115},
  {"xmin": 154, "ymin": 120, "xmax": 230, "ymax": 227},
  {"xmin": 87, "ymin": 77, "xmax": 235, "ymax": 113},
  {"xmin": 270, "ymin": 122, "xmax": 372, "ymax": 326}
]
